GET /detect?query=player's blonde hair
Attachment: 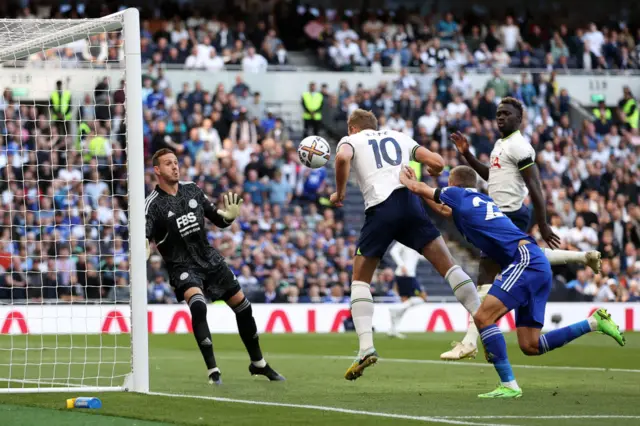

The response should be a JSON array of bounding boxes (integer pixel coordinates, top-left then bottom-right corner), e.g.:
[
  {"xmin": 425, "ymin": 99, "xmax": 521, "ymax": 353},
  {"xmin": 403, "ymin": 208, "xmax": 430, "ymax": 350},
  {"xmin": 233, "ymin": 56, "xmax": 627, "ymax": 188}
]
[
  {"xmin": 450, "ymin": 165, "xmax": 478, "ymax": 188},
  {"xmin": 347, "ymin": 109, "xmax": 378, "ymax": 132}
]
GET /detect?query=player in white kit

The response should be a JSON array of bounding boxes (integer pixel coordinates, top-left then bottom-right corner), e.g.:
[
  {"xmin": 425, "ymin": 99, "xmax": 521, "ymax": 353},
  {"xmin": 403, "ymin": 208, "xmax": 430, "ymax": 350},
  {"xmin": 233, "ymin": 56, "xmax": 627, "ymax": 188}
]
[
  {"xmin": 388, "ymin": 242, "xmax": 427, "ymax": 339},
  {"xmin": 330, "ymin": 109, "xmax": 482, "ymax": 380},
  {"xmin": 442, "ymin": 97, "xmax": 602, "ymax": 360}
]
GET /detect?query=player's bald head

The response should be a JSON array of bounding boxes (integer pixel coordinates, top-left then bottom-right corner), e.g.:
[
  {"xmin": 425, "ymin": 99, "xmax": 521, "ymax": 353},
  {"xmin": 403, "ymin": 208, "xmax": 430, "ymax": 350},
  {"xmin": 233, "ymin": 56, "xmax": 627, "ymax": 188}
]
[{"xmin": 449, "ymin": 165, "xmax": 478, "ymax": 189}]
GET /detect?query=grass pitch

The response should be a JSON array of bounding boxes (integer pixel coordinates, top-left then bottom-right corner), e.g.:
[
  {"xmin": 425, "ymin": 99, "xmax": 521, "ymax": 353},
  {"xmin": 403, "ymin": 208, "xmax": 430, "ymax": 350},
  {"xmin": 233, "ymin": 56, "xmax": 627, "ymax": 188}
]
[{"xmin": 0, "ymin": 332, "xmax": 638, "ymax": 426}]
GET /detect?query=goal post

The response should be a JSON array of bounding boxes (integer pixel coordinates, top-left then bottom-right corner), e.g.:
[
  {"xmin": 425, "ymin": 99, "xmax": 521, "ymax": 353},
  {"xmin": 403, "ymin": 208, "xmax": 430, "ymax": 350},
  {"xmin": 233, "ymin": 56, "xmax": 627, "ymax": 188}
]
[{"xmin": 0, "ymin": 8, "xmax": 148, "ymax": 393}]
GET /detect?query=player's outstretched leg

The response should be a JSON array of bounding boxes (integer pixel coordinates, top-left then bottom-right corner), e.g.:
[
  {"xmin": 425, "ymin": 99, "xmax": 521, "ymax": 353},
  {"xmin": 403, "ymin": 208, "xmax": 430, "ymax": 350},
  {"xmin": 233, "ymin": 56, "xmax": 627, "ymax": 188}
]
[
  {"xmin": 542, "ymin": 248, "xmax": 602, "ymax": 274},
  {"xmin": 185, "ymin": 291, "xmax": 220, "ymax": 385},
  {"xmin": 228, "ymin": 293, "xmax": 285, "ymax": 381},
  {"xmin": 474, "ymin": 295, "xmax": 522, "ymax": 399},
  {"xmin": 532, "ymin": 308, "xmax": 626, "ymax": 355}
]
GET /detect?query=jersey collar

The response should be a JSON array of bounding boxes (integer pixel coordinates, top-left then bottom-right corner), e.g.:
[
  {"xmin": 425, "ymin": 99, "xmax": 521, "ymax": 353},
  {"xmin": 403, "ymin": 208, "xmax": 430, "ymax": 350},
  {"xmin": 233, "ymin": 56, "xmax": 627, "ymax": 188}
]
[{"xmin": 501, "ymin": 130, "xmax": 521, "ymax": 141}]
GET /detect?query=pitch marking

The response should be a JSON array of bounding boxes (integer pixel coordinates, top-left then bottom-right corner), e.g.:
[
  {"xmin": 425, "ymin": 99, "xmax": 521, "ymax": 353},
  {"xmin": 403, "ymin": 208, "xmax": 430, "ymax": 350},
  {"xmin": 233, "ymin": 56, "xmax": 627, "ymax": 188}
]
[{"xmin": 148, "ymin": 391, "xmax": 513, "ymax": 426}]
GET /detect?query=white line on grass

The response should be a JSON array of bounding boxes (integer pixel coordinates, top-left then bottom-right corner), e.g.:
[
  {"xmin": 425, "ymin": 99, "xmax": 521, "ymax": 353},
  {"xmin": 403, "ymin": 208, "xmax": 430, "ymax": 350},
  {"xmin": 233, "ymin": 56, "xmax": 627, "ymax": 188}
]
[
  {"xmin": 147, "ymin": 391, "xmax": 514, "ymax": 426},
  {"xmin": 443, "ymin": 416, "xmax": 640, "ymax": 420},
  {"xmin": 203, "ymin": 353, "xmax": 640, "ymax": 375}
]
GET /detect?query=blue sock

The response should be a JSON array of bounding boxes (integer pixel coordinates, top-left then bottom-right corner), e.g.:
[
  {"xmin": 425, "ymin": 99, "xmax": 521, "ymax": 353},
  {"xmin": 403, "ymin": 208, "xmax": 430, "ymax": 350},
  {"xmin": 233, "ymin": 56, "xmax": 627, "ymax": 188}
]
[
  {"xmin": 538, "ymin": 319, "xmax": 592, "ymax": 354},
  {"xmin": 479, "ymin": 324, "xmax": 517, "ymax": 387}
]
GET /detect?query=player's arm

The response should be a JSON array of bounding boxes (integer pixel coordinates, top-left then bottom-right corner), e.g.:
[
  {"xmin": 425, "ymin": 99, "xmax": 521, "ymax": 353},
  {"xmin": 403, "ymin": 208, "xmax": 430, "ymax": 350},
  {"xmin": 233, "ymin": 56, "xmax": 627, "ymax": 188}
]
[
  {"xmin": 330, "ymin": 139, "xmax": 353, "ymax": 207},
  {"xmin": 400, "ymin": 166, "xmax": 458, "ymax": 216},
  {"xmin": 450, "ymin": 131, "xmax": 489, "ymax": 181},
  {"xmin": 425, "ymin": 197, "xmax": 453, "ymax": 218},
  {"xmin": 399, "ymin": 165, "xmax": 437, "ymax": 201},
  {"xmin": 518, "ymin": 155, "xmax": 561, "ymax": 248},
  {"xmin": 412, "ymin": 145, "xmax": 445, "ymax": 176}
]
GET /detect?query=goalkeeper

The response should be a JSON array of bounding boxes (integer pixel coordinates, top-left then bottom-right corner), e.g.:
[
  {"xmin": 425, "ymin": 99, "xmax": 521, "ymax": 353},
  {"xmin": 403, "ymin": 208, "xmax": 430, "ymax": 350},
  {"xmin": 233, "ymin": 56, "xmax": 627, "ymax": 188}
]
[{"xmin": 145, "ymin": 148, "xmax": 285, "ymax": 385}]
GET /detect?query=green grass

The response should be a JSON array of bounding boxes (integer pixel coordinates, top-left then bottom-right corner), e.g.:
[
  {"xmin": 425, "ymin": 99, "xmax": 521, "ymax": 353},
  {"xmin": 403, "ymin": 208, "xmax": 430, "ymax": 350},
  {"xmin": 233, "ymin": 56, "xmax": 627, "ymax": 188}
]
[{"xmin": 0, "ymin": 332, "xmax": 639, "ymax": 426}]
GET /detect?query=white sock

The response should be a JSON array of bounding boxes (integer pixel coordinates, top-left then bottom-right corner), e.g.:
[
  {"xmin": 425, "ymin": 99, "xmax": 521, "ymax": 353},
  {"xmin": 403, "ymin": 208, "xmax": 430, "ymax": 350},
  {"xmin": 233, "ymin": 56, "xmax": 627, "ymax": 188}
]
[
  {"xmin": 351, "ymin": 281, "xmax": 374, "ymax": 354},
  {"xmin": 251, "ymin": 359, "xmax": 267, "ymax": 368},
  {"xmin": 502, "ymin": 380, "xmax": 520, "ymax": 390},
  {"xmin": 462, "ymin": 284, "xmax": 492, "ymax": 347},
  {"xmin": 543, "ymin": 248, "xmax": 586, "ymax": 266},
  {"xmin": 445, "ymin": 265, "xmax": 481, "ymax": 315},
  {"xmin": 587, "ymin": 316, "xmax": 598, "ymax": 331},
  {"xmin": 208, "ymin": 367, "xmax": 220, "ymax": 375}
]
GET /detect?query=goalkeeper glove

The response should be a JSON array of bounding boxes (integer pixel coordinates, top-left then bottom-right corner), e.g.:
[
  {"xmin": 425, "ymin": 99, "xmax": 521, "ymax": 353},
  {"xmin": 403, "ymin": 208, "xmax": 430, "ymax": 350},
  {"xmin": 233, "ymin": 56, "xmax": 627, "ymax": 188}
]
[
  {"xmin": 217, "ymin": 191, "xmax": 243, "ymax": 223},
  {"xmin": 146, "ymin": 239, "xmax": 150, "ymax": 260}
]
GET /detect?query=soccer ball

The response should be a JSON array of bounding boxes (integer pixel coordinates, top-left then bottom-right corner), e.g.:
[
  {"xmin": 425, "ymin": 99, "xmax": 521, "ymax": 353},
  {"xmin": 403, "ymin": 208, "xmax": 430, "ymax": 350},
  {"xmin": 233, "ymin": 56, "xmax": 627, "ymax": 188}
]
[{"xmin": 297, "ymin": 136, "xmax": 331, "ymax": 169}]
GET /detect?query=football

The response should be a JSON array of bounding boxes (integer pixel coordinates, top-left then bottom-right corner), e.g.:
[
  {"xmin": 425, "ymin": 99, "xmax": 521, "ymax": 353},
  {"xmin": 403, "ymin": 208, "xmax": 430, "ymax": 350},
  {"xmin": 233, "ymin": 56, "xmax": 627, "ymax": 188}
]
[{"xmin": 297, "ymin": 136, "xmax": 331, "ymax": 169}]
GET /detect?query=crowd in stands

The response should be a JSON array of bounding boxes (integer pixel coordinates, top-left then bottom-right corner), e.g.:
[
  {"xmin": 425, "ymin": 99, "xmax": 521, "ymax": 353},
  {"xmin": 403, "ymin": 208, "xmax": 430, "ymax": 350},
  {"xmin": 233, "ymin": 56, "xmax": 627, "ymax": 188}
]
[
  {"xmin": 1, "ymin": 2, "xmax": 639, "ymax": 304},
  {"xmin": 304, "ymin": 11, "xmax": 640, "ymax": 72},
  {"xmin": 0, "ymin": 62, "xmax": 355, "ymax": 304},
  {"xmin": 328, "ymin": 65, "xmax": 639, "ymax": 302},
  {"xmin": 16, "ymin": 7, "xmax": 289, "ymax": 72}
]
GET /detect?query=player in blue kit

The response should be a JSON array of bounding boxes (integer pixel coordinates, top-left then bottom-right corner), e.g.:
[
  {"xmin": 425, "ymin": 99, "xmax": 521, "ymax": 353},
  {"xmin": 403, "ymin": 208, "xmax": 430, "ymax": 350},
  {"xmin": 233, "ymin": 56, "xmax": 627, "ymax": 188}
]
[{"xmin": 399, "ymin": 164, "xmax": 626, "ymax": 398}]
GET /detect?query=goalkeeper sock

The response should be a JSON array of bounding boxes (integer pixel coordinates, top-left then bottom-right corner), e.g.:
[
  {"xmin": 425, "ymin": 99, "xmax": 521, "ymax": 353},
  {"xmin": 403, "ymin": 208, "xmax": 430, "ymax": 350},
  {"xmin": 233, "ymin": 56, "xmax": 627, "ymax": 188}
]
[
  {"xmin": 351, "ymin": 281, "xmax": 375, "ymax": 354},
  {"xmin": 445, "ymin": 266, "xmax": 482, "ymax": 316},
  {"xmin": 542, "ymin": 248, "xmax": 586, "ymax": 265},
  {"xmin": 479, "ymin": 324, "xmax": 519, "ymax": 390},
  {"xmin": 233, "ymin": 298, "xmax": 265, "ymax": 367},
  {"xmin": 189, "ymin": 293, "xmax": 217, "ymax": 370},
  {"xmin": 538, "ymin": 320, "xmax": 593, "ymax": 354},
  {"xmin": 462, "ymin": 284, "xmax": 491, "ymax": 347}
]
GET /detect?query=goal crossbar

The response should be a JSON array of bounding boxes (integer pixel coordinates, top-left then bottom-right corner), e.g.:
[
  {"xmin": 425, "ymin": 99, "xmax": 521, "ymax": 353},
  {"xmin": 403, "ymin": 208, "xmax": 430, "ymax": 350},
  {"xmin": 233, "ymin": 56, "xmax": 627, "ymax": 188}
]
[{"xmin": 0, "ymin": 12, "xmax": 125, "ymax": 62}]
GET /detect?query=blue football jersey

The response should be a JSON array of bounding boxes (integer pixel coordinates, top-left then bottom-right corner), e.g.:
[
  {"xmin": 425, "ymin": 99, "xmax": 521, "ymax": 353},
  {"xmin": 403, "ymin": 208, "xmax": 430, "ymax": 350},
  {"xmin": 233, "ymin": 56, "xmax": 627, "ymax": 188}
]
[{"xmin": 436, "ymin": 186, "xmax": 536, "ymax": 269}]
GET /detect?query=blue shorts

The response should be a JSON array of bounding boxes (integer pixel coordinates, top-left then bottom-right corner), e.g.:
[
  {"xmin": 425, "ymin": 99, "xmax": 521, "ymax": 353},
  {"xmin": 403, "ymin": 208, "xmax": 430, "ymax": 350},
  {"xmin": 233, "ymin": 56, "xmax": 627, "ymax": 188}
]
[
  {"xmin": 505, "ymin": 204, "xmax": 532, "ymax": 233},
  {"xmin": 481, "ymin": 204, "xmax": 531, "ymax": 259},
  {"xmin": 357, "ymin": 188, "xmax": 441, "ymax": 258},
  {"xmin": 488, "ymin": 244, "xmax": 552, "ymax": 329},
  {"xmin": 395, "ymin": 276, "xmax": 424, "ymax": 297}
]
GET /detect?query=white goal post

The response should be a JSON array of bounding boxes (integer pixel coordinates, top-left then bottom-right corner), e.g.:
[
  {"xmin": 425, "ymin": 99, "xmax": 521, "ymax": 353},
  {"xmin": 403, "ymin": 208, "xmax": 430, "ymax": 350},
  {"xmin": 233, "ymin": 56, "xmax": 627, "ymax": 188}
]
[{"xmin": 0, "ymin": 8, "xmax": 148, "ymax": 393}]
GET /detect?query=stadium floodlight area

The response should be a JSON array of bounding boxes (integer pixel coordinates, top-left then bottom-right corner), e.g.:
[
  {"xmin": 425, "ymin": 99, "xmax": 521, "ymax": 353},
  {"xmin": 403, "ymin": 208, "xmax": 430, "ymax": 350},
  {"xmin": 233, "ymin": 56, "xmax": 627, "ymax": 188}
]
[{"xmin": 0, "ymin": 8, "xmax": 148, "ymax": 393}]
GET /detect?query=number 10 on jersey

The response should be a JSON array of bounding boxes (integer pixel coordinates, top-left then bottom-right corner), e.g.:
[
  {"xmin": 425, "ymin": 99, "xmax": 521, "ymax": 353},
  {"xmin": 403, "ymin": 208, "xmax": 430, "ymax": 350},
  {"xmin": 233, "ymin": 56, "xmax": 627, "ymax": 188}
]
[{"xmin": 369, "ymin": 137, "xmax": 401, "ymax": 169}]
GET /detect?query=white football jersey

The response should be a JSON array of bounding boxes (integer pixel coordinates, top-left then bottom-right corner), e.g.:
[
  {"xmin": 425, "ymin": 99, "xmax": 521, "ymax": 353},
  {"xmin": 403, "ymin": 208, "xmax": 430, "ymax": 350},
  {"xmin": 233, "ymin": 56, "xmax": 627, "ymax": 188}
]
[
  {"xmin": 337, "ymin": 129, "xmax": 419, "ymax": 210},
  {"xmin": 487, "ymin": 130, "xmax": 536, "ymax": 212}
]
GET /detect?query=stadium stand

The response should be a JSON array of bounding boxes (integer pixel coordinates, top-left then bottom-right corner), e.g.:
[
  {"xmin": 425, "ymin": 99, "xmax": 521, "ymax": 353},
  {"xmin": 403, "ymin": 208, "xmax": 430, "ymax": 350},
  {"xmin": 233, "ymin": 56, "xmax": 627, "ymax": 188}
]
[{"xmin": 0, "ymin": 1, "xmax": 639, "ymax": 306}]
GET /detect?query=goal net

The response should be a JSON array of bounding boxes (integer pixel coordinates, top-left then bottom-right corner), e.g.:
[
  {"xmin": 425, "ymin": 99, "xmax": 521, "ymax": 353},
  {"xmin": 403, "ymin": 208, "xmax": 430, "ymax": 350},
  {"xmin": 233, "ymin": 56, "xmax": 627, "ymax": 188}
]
[{"xmin": 0, "ymin": 9, "xmax": 148, "ymax": 393}]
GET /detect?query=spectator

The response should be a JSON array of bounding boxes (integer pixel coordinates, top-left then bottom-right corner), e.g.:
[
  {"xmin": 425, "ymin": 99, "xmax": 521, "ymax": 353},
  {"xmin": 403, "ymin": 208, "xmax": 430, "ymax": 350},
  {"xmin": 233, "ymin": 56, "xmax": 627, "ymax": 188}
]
[
  {"xmin": 267, "ymin": 170, "xmax": 292, "ymax": 207},
  {"xmin": 242, "ymin": 46, "xmax": 268, "ymax": 73}
]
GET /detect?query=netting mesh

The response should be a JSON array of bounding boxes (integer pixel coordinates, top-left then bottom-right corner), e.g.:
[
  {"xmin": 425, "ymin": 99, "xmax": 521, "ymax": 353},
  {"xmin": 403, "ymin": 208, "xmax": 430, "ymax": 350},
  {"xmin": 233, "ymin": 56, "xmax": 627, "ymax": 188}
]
[{"xmin": 0, "ymin": 14, "xmax": 133, "ymax": 390}]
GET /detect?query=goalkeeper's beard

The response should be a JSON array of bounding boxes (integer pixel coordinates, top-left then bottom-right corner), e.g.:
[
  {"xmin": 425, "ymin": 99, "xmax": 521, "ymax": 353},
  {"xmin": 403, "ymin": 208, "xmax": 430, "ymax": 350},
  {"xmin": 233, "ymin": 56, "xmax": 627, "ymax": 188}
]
[{"xmin": 160, "ymin": 173, "xmax": 179, "ymax": 186}]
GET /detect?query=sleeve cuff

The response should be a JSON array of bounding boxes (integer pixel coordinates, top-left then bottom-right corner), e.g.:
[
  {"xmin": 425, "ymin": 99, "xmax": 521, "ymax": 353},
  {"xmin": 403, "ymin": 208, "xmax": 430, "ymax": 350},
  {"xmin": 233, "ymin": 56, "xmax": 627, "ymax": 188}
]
[
  {"xmin": 433, "ymin": 188, "xmax": 442, "ymax": 204},
  {"xmin": 339, "ymin": 142, "xmax": 355, "ymax": 159},
  {"xmin": 518, "ymin": 157, "xmax": 535, "ymax": 170},
  {"xmin": 410, "ymin": 145, "xmax": 419, "ymax": 161}
]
